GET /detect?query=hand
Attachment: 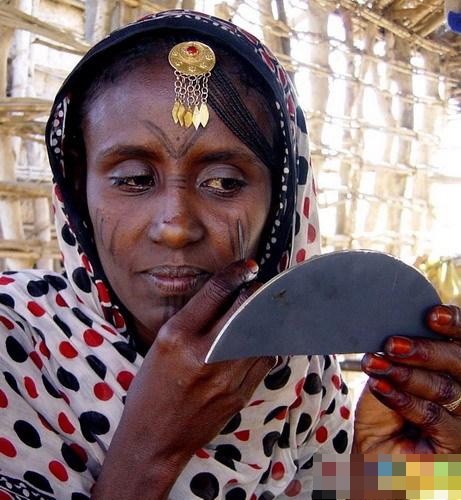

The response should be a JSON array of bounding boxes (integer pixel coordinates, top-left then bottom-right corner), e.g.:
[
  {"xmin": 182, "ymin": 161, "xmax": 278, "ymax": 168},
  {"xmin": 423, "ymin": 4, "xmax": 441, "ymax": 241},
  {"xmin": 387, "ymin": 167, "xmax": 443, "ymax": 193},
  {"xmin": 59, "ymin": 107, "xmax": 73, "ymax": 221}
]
[
  {"xmin": 353, "ymin": 304, "xmax": 461, "ymax": 453},
  {"xmin": 93, "ymin": 260, "xmax": 275, "ymax": 499}
]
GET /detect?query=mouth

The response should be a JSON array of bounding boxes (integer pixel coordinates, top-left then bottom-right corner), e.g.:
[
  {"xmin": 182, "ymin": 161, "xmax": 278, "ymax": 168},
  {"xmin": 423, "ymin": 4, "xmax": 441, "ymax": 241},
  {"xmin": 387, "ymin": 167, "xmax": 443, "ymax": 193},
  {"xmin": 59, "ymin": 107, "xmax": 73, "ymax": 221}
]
[{"xmin": 141, "ymin": 265, "xmax": 212, "ymax": 295}]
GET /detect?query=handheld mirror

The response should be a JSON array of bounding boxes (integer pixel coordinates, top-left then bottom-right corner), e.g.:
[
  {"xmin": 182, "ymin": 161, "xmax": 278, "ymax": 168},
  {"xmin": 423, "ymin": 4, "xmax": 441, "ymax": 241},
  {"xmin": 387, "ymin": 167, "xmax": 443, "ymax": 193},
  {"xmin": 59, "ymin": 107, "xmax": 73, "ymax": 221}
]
[{"xmin": 206, "ymin": 250, "xmax": 441, "ymax": 363}]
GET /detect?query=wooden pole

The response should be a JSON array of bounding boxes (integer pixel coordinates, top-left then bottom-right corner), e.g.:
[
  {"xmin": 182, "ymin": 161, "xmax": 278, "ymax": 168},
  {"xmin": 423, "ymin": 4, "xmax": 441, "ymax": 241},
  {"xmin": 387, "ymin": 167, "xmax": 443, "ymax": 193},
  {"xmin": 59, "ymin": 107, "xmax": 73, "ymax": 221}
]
[
  {"xmin": 181, "ymin": 0, "xmax": 195, "ymax": 9},
  {"xmin": 9, "ymin": 0, "xmax": 52, "ymax": 270},
  {"xmin": 0, "ymin": 3, "xmax": 89, "ymax": 52},
  {"xmin": 411, "ymin": 51, "xmax": 443, "ymax": 258},
  {"xmin": 33, "ymin": 197, "xmax": 52, "ymax": 268},
  {"xmin": 415, "ymin": 11, "xmax": 445, "ymax": 37},
  {"xmin": 303, "ymin": 3, "xmax": 331, "ymax": 154},
  {"xmin": 0, "ymin": 180, "xmax": 51, "ymax": 198},
  {"xmin": 30, "ymin": 0, "xmax": 53, "ymax": 269},
  {"xmin": 341, "ymin": 25, "xmax": 374, "ymax": 247},
  {"xmin": 0, "ymin": 238, "xmax": 59, "ymax": 260},
  {"xmin": 0, "ymin": 9, "xmax": 31, "ymax": 269},
  {"xmin": 274, "ymin": 0, "xmax": 295, "ymax": 83},
  {"xmin": 84, "ymin": 0, "xmax": 116, "ymax": 43},
  {"xmin": 335, "ymin": 11, "xmax": 357, "ymax": 249},
  {"xmin": 364, "ymin": 31, "xmax": 397, "ymax": 239},
  {"xmin": 317, "ymin": 0, "xmax": 455, "ymax": 56},
  {"xmin": 387, "ymin": 36, "xmax": 413, "ymax": 257},
  {"xmin": 258, "ymin": 0, "xmax": 295, "ymax": 81}
]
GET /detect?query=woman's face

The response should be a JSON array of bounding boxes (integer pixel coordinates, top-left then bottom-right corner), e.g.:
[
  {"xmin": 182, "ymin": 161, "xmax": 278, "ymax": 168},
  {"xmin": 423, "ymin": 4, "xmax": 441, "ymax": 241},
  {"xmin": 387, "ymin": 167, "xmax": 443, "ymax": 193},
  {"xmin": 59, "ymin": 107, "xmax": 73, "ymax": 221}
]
[{"xmin": 83, "ymin": 60, "xmax": 272, "ymax": 346}]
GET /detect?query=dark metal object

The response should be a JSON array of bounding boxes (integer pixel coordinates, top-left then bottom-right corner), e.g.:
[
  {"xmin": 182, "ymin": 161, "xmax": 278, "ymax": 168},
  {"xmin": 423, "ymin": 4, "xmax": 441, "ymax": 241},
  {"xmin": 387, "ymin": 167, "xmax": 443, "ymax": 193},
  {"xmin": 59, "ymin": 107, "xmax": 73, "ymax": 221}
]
[
  {"xmin": 340, "ymin": 360, "xmax": 363, "ymax": 372},
  {"xmin": 206, "ymin": 250, "xmax": 441, "ymax": 363},
  {"xmin": 237, "ymin": 219, "xmax": 244, "ymax": 260}
]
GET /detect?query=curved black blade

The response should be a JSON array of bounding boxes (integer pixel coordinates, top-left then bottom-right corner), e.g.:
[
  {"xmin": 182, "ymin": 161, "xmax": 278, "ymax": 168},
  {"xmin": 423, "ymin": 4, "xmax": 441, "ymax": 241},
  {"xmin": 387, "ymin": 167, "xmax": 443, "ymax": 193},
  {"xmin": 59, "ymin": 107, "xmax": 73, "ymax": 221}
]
[{"xmin": 206, "ymin": 250, "xmax": 441, "ymax": 363}]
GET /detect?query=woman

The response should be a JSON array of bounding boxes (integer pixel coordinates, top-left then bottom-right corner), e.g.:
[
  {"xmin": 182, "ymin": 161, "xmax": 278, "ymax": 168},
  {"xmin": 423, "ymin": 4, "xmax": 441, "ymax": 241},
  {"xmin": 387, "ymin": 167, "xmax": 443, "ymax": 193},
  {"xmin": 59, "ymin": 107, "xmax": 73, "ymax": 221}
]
[{"xmin": 1, "ymin": 9, "xmax": 461, "ymax": 500}]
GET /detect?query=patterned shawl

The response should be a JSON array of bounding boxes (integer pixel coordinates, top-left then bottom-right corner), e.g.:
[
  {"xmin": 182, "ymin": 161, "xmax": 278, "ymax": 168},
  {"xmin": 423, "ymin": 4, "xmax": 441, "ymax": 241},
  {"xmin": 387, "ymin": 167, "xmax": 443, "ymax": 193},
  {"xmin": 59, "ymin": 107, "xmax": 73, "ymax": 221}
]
[{"xmin": 0, "ymin": 10, "xmax": 352, "ymax": 499}]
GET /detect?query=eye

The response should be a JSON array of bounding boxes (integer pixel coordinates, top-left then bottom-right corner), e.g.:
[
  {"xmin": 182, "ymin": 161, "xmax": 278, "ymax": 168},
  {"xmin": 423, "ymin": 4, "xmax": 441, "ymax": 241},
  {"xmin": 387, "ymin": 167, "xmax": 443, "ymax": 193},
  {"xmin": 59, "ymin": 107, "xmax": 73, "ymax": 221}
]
[
  {"xmin": 201, "ymin": 177, "xmax": 246, "ymax": 196},
  {"xmin": 110, "ymin": 175, "xmax": 155, "ymax": 192}
]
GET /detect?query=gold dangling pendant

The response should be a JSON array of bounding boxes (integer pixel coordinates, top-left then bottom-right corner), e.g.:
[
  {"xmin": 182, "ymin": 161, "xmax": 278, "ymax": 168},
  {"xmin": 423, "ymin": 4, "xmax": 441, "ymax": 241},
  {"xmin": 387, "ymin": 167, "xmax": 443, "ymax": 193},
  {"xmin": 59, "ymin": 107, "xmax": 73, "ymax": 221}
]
[
  {"xmin": 168, "ymin": 41, "xmax": 216, "ymax": 129},
  {"xmin": 192, "ymin": 105, "xmax": 201, "ymax": 129},
  {"xmin": 177, "ymin": 103, "xmax": 186, "ymax": 127},
  {"xmin": 199, "ymin": 102, "xmax": 209, "ymax": 128},
  {"xmin": 171, "ymin": 101, "xmax": 180, "ymax": 124},
  {"xmin": 184, "ymin": 109, "xmax": 193, "ymax": 128}
]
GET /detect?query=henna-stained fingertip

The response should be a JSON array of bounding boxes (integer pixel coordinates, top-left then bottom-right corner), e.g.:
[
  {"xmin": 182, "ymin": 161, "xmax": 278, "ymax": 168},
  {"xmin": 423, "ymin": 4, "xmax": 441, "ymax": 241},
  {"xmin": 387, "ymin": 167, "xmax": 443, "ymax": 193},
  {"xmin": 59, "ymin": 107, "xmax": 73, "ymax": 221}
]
[{"xmin": 370, "ymin": 378, "xmax": 393, "ymax": 395}]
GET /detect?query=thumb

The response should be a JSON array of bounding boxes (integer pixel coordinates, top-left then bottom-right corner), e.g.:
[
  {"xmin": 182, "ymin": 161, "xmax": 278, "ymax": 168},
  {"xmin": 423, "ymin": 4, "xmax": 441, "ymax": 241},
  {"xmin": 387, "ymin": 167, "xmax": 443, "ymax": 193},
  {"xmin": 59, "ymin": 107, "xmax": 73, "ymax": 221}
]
[{"xmin": 353, "ymin": 381, "xmax": 405, "ymax": 450}]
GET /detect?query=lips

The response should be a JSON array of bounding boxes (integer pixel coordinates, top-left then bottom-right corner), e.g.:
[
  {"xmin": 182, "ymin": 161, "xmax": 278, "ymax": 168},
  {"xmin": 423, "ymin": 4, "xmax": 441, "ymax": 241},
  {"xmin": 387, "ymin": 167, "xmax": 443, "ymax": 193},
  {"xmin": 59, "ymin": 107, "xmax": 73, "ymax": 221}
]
[
  {"xmin": 142, "ymin": 265, "xmax": 211, "ymax": 295},
  {"xmin": 147, "ymin": 265, "xmax": 208, "ymax": 278}
]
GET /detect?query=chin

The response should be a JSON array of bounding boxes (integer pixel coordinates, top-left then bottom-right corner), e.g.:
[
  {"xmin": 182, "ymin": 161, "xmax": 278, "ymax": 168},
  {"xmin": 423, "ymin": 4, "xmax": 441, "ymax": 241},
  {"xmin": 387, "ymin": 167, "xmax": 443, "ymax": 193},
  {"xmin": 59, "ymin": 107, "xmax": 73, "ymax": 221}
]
[{"xmin": 129, "ymin": 295, "xmax": 189, "ymax": 339}]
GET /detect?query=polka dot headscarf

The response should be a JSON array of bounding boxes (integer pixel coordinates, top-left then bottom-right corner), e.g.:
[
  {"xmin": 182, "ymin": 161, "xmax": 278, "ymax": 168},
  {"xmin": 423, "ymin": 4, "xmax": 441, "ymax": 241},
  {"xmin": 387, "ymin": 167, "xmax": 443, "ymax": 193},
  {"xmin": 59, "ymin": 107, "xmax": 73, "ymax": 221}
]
[{"xmin": 0, "ymin": 10, "xmax": 351, "ymax": 499}]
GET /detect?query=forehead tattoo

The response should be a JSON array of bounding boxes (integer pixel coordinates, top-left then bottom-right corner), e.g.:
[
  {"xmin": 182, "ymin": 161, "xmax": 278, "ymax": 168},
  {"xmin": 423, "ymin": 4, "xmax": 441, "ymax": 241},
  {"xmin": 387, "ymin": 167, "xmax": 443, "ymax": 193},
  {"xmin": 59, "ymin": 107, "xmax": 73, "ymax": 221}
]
[{"xmin": 142, "ymin": 119, "xmax": 206, "ymax": 159}]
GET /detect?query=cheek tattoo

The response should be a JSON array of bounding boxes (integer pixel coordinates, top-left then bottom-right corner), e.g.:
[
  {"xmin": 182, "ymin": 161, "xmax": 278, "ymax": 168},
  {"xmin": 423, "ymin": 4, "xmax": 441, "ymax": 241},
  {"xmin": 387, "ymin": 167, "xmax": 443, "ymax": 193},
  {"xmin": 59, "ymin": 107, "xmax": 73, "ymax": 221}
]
[
  {"xmin": 108, "ymin": 220, "xmax": 122, "ymax": 258},
  {"xmin": 94, "ymin": 207, "xmax": 122, "ymax": 261}
]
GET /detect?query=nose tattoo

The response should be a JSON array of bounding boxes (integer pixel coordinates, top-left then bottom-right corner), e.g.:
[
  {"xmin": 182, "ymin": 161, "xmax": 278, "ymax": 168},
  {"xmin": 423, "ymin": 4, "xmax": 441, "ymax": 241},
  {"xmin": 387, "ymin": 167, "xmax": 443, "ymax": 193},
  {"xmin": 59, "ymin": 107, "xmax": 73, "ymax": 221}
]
[{"xmin": 237, "ymin": 219, "xmax": 245, "ymax": 260}]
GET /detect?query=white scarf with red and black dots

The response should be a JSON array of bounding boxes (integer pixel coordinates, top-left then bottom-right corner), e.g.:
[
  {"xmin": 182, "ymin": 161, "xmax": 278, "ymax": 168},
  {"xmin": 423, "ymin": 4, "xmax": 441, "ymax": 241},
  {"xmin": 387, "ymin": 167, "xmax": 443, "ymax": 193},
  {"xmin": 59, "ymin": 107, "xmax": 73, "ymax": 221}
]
[{"xmin": 0, "ymin": 10, "xmax": 352, "ymax": 500}]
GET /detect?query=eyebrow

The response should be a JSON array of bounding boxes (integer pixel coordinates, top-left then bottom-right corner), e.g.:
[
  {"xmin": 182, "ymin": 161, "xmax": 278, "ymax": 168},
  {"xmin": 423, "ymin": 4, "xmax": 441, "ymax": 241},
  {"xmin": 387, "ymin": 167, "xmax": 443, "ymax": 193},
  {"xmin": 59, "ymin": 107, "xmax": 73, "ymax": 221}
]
[
  {"xmin": 196, "ymin": 149, "xmax": 267, "ymax": 170},
  {"xmin": 96, "ymin": 144, "xmax": 267, "ymax": 171},
  {"xmin": 96, "ymin": 145, "xmax": 161, "ymax": 164}
]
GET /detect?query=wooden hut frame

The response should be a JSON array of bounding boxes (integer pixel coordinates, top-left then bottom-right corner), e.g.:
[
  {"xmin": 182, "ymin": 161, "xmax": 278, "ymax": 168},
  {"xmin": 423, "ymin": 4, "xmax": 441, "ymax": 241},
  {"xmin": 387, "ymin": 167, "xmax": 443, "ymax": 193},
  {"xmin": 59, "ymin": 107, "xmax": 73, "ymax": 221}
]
[{"xmin": 0, "ymin": 0, "xmax": 460, "ymax": 271}]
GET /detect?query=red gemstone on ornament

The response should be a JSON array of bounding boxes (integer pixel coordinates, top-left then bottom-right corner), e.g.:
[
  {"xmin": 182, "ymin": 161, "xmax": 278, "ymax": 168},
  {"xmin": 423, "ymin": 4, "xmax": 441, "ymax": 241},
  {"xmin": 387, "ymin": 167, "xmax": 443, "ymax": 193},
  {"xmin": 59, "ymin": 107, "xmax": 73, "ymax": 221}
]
[{"xmin": 186, "ymin": 45, "xmax": 198, "ymax": 55}]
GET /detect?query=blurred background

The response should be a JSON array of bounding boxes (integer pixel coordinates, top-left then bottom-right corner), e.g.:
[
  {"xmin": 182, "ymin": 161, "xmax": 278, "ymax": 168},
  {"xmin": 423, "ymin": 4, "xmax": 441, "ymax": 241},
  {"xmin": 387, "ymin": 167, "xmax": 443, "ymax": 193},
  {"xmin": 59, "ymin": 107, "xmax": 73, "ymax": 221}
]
[{"xmin": 0, "ymin": 0, "xmax": 460, "ymax": 402}]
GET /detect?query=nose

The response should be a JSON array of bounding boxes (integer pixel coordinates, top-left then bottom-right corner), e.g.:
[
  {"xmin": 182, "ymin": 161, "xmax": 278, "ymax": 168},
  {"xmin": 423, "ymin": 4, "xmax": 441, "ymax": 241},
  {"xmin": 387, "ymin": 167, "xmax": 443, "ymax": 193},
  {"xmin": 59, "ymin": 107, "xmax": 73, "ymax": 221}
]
[{"xmin": 148, "ymin": 189, "xmax": 204, "ymax": 249}]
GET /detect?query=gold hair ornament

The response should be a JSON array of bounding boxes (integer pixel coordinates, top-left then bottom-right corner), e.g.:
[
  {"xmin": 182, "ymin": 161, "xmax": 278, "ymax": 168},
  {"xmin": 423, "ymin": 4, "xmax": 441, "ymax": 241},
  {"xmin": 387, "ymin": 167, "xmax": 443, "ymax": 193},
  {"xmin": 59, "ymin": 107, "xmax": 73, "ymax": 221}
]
[{"xmin": 168, "ymin": 41, "xmax": 216, "ymax": 129}]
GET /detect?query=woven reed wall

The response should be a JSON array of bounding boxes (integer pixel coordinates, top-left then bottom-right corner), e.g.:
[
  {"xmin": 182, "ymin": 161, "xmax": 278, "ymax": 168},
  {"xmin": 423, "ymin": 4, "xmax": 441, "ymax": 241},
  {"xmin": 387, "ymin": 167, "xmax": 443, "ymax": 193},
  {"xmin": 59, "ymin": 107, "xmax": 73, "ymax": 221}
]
[{"xmin": 0, "ymin": 0, "xmax": 460, "ymax": 274}]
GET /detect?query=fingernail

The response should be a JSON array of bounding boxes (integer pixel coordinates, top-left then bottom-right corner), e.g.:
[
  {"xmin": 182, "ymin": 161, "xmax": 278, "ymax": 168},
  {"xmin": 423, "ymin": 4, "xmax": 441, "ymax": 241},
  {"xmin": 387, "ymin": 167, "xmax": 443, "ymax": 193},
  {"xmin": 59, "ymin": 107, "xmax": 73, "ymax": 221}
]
[
  {"xmin": 243, "ymin": 259, "xmax": 259, "ymax": 282},
  {"xmin": 431, "ymin": 306, "xmax": 453, "ymax": 326},
  {"xmin": 371, "ymin": 378, "xmax": 393, "ymax": 395},
  {"xmin": 366, "ymin": 356, "xmax": 391, "ymax": 373},
  {"xmin": 387, "ymin": 336, "xmax": 414, "ymax": 357}
]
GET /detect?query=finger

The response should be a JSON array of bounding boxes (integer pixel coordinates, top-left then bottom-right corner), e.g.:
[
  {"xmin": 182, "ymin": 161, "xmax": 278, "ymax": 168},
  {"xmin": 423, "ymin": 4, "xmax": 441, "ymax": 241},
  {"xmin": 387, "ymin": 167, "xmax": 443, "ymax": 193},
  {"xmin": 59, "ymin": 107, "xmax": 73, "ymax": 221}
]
[
  {"xmin": 362, "ymin": 353, "xmax": 461, "ymax": 416},
  {"xmin": 205, "ymin": 356, "xmax": 275, "ymax": 410},
  {"xmin": 238, "ymin": 356, "xmax": 276, "ymax": 400},
  {"xmin": 202, "ymin": 282, "xmax": 267, "ymax": 374},
  {"xmin": 196, "ymin": 354, "xmax": 274, "ymax": 396},
  {"xmin": 383, "ymin": 336, "xmax": 461, "ymax": 380},
  {"xmin": 367, "ymin": 377, "xmax": 461, "ymax": 452},
  {"xmin": 189, "ymin": 281, "xmax": 263, "ymax": 362},
  {"xmin": 427, "ymin": 305, "xmax": 461, "ymax": 338},
  {"xmin": 211, "ymin": 281, "xmax": 263, "ymax": 333},
  {"xmin": 354, "ymin": 382, "xmax": 404, "ymax": 434},
  {"xmin": 167, "ymin": 259, "xmax": 259, "ymax": 334}
]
